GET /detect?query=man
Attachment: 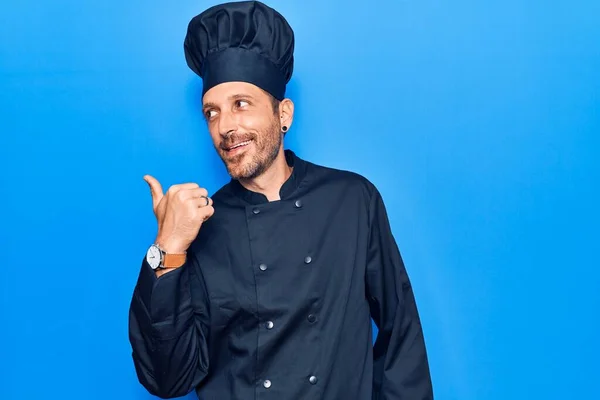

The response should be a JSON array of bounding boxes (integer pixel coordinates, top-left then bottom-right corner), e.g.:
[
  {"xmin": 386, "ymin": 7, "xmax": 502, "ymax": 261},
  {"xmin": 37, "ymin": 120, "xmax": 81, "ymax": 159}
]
[{"xmin": 128, "ymin": 1, "xmax": 434, "ymax": 399}]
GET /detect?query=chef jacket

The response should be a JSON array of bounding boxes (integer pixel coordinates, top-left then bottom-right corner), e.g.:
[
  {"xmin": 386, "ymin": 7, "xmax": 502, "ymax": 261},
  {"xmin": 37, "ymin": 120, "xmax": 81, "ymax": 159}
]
[{"xmin": 128, "ymin": 149, "xmax": 433, "ymax": 399}]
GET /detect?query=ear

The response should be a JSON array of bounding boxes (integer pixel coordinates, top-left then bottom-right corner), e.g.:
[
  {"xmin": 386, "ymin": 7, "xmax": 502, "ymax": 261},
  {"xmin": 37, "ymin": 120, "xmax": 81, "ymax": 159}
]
[{"xmin": 279, "ymin": 98, "xmax": 294, "ymax": 133}]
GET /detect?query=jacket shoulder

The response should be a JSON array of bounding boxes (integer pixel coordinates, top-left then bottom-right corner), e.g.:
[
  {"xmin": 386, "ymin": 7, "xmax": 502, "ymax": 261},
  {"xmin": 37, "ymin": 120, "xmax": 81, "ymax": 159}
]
[{"xmin": 306, "ymin": 159, "xmax": 379, "ymax": 195}]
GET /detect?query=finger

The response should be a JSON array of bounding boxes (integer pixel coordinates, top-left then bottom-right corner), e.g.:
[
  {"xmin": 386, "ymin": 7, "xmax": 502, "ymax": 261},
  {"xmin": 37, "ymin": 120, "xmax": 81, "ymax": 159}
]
[
  {"xmin": 199, "ymin": 196, "xmax": 213, "ymax": 208},
  {"xmin": 167, "ymin": 183, "xmax": 200, "ymax": 195},
  {"xmin": 185, "ymin": 195, "xmax": 213, "ymax": 208},
  {"xmin": 143, "ymin": 175, "xmax": 164, "ymax": 210},
  {"xmin": 178, "ymin": 187, "xmax": 208, "ymax": 199},
  {"xmin": 188, "ymin": 194, "xmax": 213, "ymax": 208},
  {"xmin": 199, "ymin": 205, "xmax": 215, "ymax": 221},
  {"xmin": 176, "ymin": 187, "xmax": 209, "ymax": 203}
]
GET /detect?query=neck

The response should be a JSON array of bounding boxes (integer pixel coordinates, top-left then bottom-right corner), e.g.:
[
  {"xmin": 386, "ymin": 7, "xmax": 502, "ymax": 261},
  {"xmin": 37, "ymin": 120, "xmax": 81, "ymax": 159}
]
[{"xmin": 239, "ymin": 148, "xmax": 292, "ymax": 201}]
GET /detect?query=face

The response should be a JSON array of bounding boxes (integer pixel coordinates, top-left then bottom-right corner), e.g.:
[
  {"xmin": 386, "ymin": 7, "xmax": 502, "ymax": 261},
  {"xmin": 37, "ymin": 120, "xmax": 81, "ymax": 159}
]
[{"xmin": 202, "ymin": 81, "xmax": 291, "ymax": 180}]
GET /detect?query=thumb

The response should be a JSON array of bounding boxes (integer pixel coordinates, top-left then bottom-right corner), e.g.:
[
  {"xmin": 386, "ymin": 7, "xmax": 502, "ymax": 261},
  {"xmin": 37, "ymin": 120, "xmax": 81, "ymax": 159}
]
[{"xmin": 143, "ymin": 174, "xmax": 164, "ymax": 210}]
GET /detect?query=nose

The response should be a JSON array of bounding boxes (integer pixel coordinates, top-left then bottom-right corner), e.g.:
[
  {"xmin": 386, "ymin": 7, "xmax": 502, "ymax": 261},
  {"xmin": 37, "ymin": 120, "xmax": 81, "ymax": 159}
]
[{"xmin": 218, "ymin": 109, "xmax": 238, "ymax": 138}]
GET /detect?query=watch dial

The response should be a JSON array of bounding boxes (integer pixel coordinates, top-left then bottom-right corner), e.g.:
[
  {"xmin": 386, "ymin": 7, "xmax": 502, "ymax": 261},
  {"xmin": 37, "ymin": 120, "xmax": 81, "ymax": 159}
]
[{"xmin": 146, "ymin": 245, "xmax": 161, "ymax": 269}]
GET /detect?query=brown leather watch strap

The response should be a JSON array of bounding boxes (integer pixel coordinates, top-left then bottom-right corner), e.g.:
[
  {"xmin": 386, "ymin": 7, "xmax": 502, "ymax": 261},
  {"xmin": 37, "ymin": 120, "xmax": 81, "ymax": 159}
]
[{"xmin": 162, "ymin": 253, "xmax": 187, "ymax": 268}]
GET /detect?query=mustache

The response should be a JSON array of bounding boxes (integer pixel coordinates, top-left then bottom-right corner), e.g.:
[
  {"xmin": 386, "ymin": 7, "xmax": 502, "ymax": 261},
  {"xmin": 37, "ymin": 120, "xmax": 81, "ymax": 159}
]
[{"xmin": 219, "ymin": 132, "xmax": 256, "ymax": 150}]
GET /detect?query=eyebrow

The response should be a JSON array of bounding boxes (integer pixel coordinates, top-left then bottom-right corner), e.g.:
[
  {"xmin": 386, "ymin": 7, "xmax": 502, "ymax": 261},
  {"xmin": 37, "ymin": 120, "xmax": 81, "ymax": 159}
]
[{"xmin": 203, "ymin": 93, "xmax": 257, "ymax": 111}]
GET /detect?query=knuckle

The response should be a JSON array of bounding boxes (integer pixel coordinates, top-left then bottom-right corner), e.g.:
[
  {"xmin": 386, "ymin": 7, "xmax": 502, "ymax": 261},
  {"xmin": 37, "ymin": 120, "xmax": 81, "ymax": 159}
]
[
  {"xmin": 186, "ymin": 200, "xmax": 197, "ymax": 211},
  {"xmin": 176, "ymin": 190, "xmax": 187, "ymax": 201}
]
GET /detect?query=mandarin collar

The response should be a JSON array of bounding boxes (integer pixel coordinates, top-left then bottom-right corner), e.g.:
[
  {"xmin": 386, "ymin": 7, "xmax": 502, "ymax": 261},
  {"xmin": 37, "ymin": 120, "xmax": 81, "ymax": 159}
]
[{"xmin": 230, "ymin": 149, "xmax": 307, "ymax": 205}]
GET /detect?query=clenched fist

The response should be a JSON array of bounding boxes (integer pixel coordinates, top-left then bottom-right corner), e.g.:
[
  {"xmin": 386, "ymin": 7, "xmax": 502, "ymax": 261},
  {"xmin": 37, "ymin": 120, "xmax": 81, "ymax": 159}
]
[{"xmin": 144, "ymin": 174, "xmax": 214, "ymax": 254}]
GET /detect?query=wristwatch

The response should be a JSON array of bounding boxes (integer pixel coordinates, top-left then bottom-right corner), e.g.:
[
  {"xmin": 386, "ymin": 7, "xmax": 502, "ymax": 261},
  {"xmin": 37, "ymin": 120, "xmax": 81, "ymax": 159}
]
[{"xmin": 146, "ymin": 243, "xmax": 186, "ymax": 270}]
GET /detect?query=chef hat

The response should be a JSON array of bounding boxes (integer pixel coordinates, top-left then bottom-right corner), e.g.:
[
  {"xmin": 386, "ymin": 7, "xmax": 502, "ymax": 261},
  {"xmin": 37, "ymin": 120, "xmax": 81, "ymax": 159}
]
[{"xmin": 183, "ymin": 1, "xmax": 295, "ymax": 100}]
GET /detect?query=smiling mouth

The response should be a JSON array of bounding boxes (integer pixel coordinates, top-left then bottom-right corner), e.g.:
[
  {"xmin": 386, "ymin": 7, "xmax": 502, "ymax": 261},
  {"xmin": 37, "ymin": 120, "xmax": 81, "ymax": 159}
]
[{"xmin": 224, "ymin": 140, "xmax": 252, "ymax": 152}]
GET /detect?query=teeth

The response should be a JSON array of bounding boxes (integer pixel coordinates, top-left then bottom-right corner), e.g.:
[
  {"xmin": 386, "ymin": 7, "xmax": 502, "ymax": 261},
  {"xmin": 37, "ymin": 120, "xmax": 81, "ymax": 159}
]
[{"xmin": 230, "ymin": 140, "xmax": 251, "ymax": 149}]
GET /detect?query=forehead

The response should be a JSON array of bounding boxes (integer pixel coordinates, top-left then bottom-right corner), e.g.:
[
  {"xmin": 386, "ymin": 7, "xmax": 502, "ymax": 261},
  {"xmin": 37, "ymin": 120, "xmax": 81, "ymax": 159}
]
[{"xmin": 202, "ymin": 81, "xmax": 267, "ymax": 105}]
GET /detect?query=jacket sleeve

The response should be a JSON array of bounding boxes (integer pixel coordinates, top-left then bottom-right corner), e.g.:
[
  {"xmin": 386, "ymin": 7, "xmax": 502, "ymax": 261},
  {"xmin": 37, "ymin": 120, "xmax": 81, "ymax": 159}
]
[
  {"xmin": 128, "ymin": 252, "xmax": 210, "ymax": 399},
  {"xmin": 365, "ymin": 188, "xmax": 434, "ymax": 400}
]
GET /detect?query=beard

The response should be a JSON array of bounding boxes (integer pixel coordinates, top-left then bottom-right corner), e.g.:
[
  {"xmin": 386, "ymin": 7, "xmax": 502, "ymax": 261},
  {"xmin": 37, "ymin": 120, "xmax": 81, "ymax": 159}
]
[{"xmin": 216, "ymin": 117, "xmax": 282, "ymax": 180}]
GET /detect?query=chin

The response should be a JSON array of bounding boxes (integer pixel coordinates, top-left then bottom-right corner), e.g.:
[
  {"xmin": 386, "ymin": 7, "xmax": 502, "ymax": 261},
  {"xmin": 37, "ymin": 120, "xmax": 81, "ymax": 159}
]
[
  {"xmin": 219, "ymin": 139, "xmax": 281, "ymax": 180},
  {"xmin": 224, "ymin": 157, "xmax": 256, "ymax": 180},
  {"xmin": 228, "ymin": 156, "xmax": 273, "ymax": 180}
]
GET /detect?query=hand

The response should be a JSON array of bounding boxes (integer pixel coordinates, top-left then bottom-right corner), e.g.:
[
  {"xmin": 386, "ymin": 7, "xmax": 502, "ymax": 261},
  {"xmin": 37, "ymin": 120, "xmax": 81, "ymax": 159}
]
[{"xmin": 143, "ymin": 174, "xmax": 214, "ymax": 254}]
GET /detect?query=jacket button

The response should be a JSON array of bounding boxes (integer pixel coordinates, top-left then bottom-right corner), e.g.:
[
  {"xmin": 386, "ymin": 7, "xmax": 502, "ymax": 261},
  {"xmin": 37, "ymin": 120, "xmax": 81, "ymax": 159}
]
[
  {"xmin": 253, "ymin": 208, "xmax": 260, "ymax": 214},
  {"xmin": 304, "ymin": 256, "xmax": 312, "ymax": 264},
  {"xmin": 309, "ymin": 375, "xmax": 317, "ymax": 384},
  {"xmin": 307, "ymin": 314, "xmax": 317, "ymax": 323},
  {"xmin": 263, "ymin": 379, "xmax": 271, "ymax": 388},
  {"xmin": 265, "ymin": 321, "xmax": 274, "ymax": 329},
  {"xmin": 259, "ymin": 263, "xmax": 268, "ymax": 271},
  {"xmin": 294, "ymin": 199, "xmax": 302, "ymax": 208}
]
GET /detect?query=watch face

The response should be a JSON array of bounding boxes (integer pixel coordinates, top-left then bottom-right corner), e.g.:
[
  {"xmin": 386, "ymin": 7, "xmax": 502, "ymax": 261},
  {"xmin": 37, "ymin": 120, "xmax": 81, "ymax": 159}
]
[{"xmin": 146, "ymin": 245, "xmax": 162, "ymax": 269}]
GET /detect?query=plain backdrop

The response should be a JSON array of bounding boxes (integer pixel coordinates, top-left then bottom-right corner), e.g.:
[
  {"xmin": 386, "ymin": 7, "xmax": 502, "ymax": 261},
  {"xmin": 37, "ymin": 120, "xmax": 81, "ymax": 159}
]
[{"xmin": 1, "ymin": 0, "xmax": 599, "ymax": 399}]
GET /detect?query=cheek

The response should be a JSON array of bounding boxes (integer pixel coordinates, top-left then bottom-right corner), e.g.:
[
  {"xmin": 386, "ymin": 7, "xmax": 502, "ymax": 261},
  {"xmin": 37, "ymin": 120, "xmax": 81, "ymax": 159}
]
[
  {"xmin": 242, "ymin": 109, "xmax": 275, "ymax": 129},
  {"xmin": 243, "ymin": 115, "xmax": 276, "ymax": 136},
  {"xmin": 207, "ymin": 125, "xmax": 221, "ymax": 145},
  {"xmin": 238, "ymin": 116, "xmax": 259, "ymax": 132}
]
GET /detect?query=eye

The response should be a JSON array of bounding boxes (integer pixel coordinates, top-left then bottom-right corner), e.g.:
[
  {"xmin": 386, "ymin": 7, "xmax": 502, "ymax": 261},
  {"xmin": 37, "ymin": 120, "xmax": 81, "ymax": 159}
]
[
  {"xmin": 236, "ymin": 100, "xmax": 249, "ymax": 108},
  {"xmin": 205, "ymin": 109, "xmax": 218, "ymax": 119}
]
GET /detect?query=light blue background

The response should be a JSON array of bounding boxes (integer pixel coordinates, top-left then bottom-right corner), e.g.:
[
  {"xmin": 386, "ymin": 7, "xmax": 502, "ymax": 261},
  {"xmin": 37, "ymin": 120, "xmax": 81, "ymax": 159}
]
[{"xmin": 1, "ymin": 1, "xmax": 598, "ymax": 399}]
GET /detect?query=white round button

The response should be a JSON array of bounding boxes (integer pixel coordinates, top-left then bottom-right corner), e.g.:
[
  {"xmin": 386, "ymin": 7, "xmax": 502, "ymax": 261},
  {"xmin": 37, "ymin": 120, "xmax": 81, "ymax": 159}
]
[{"xmin": 263, "ymin": 379, "xmax": 271, "ymax": 388}]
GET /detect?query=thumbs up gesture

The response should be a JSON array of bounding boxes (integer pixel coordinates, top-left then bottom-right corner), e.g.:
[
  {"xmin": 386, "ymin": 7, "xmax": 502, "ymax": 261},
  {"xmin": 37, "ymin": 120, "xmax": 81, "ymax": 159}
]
[{"xmin": 143, "ymin": 174, "xmax": 214, "ymax": 254}]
